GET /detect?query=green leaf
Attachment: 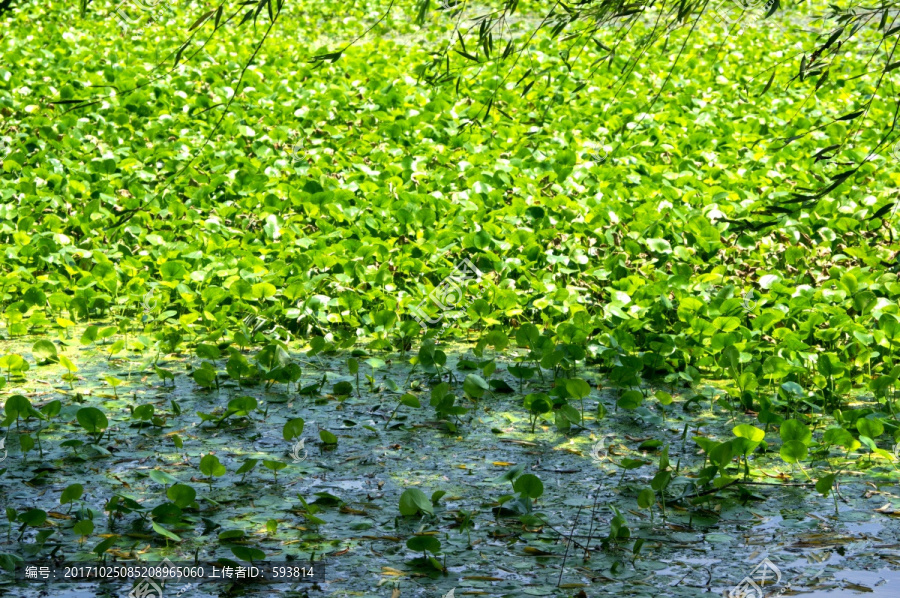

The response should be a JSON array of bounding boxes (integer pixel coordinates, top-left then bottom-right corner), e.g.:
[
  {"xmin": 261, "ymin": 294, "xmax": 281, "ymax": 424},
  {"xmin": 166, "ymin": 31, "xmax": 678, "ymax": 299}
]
[
  {"xmin": 73, "ymin": 520, "xmax": 94, "ymax": 536},
  {"xmin": 733, "ymin": 424, "xmax": 765, "ymax": 443},
  {"xmin": 406, "ymin": 535, "xmax": 441, "ymax": 554},
  {"xmin": 226, "ymin": 396, "xmax": 257, "ymax": 417},
  {"xmin": 80, "ymin": 326, "xmax": 99, "ymax": 345},
  {"xmin": 637, "ymin": 488, "xmax": 655, "ymax": 509},
  {"xmin": 18, "ymin": 509, "xmax": 47, "ymax": 527},
  {"xmin": 565, "ymin": 378, "xmax": 591, "ymax": 399},
  {"xmin": 400, "ymin": 393, "xmax": 421, "ymax": 408},
  {"xmin": 526, "ymin": 393, "xmax": 552, "ymax": 415},
  {"xmin": 709, "ymin": 441, "xmax": 734, "ymax": 468},
  {"xmin": 333, "ymin": 381, "xmax": 354, "ymax": 396},
  {"xmin": 230, "ymin": 546, "xmax": 266, "ymax": 562},
  {"xmin": 646, "ymin": 238, "xmax": 672, "ymax": 254},
  {"xmin": 513, "ymin": 473, "xmax": 544, "ymax": 499},
  {"xmin": 193, "ymin": 364, "xmax": 217, "ymax": 388},
  {"xmin": 262, "ymin": 460, "xmax": 287, "ymax": 472},
  {"xmin": 60, "ymin": 484, "xmax": 84, "ymax": 505},
  {"xmin": 196, "ymin": 344, "xmax": 221, "ymax": 360},
  {"xmin": 856, "ymin": 418, "xmax": 884, "ymax": 439},
  {"xmin": 235, "ymin": 459, "xmax": 259, "ymax": 475},
  {"xmin": 780, "ymin": 440, "xmax": 808, "ymax": 463},
  {"xmin": 816, "ymin": 474, "xmax": 836, "ymax": 497},
  {"xmin": 508, "ymin": 365, "xmax": 534, "ymax": 380},
  {"xmin": 151, "ymin": 521, "xmax": 181, "ymax": 542},
  {"xmin": 463, "ymin": 374, "xmax": 489, "ymax": 398},
  {"xmin": 655, "ymin": 391, "xmax": 673, "ymax": 406},
  {"xmin": 167, "ymin": 484, "xmax": 196, "ymax": 508},
  {"xmin": 399, "ymin": 488, "xmax": 433, "ymax": 516},
  {"xmin": 779, "ymin": 419, "xmax": 812, "ymax": 445},
  {"xmin": 283, "ymin": 418, "xmax": 305, "ymax": 440},
  {"xmin": 93, "ymin": 535, "xmax": 119, "ymax": 556},
  {"xmin": 148, "ymin": 470, "xmax": 179, "ymax": 486},
  {"xmin": 0, "ymin": 553, "xmax": 23, "ymax": 573},
  {"xmin": 76, "ymin": 407, "xmax": 108, "ymax": 434},
  {"xmin": 617, "ymin": 390, "xmax": 644, "ymax": 410},
  {"xmin": 5, "ymin": 395, "xmax": 35, "ymax": 420},
  {"xmin": 59, "ymin": 354, "xmax": 78, "ymax": 373},
  {"xmin": 32, "ymin": 340, "xmax": 58, "ymax": 364},
  {"xmin": 199, "ymin": 454, "xmax": 226, "ymax": 478},
  {"xmin": 823, "ymin": 427, "xmax": 856, "ymax": 448}
]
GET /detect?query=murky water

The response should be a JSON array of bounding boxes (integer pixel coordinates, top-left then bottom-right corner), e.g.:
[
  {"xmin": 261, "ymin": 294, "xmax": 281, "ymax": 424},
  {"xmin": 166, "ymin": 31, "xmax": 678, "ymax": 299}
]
[{"xmin": 1, "ymin": 336, "xmax": 898, "ymax": 597}]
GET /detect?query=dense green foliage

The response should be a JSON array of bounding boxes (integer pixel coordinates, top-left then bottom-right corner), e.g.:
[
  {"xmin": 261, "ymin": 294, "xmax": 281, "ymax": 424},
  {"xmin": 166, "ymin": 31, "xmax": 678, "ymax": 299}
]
[
  {"xmin": 1, "ymin": 3, "xmax": 898, "ymax": 367},
  {"xmin": 1, "ymin": 0, "xmax": 899, "ymax": 596}
]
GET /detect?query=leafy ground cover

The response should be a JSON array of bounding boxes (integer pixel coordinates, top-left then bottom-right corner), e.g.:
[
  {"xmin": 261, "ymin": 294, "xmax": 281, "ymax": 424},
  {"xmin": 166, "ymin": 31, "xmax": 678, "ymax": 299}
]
[{"xmin": 1, "ymin": 0, "xmax": 900, "ymax": 596}]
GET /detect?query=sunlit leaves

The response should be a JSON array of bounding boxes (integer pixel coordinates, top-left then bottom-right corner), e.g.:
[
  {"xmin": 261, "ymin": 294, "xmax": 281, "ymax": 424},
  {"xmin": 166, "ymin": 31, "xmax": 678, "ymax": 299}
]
[{"xmin": 31, "ymin": 341, "xmax": 58, "ymax": 364}]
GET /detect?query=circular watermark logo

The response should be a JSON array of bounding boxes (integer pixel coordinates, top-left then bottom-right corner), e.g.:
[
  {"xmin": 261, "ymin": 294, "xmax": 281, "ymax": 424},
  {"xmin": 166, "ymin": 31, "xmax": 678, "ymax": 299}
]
[
  {"xmin": 590, "ymin": 438, "xmax": 607, "ymax": 462},
  {"xmin": 0, "ymin": 125, "xmax": 11, "ymax": 159},
  {"xmin": 290, "ymin": 139, "xmax": 305, "ymax": 164},
  {"xmin": 706, "ymin": 284, "xmax": 759, "ymax": 313},
  {"xmin": 584, "ymin": 147, "xmax": 608, "ymax": 165},
  {"xmin": 141, "ymin": 289, "xmax": 158, "ymax": 314},
  {"xmin": 741, "ymin": 289, "xmax": 758, "ymax": 312},
  {"xmin": 289, "ymin": 438, "xmax": 307, "ymax": 463}
]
